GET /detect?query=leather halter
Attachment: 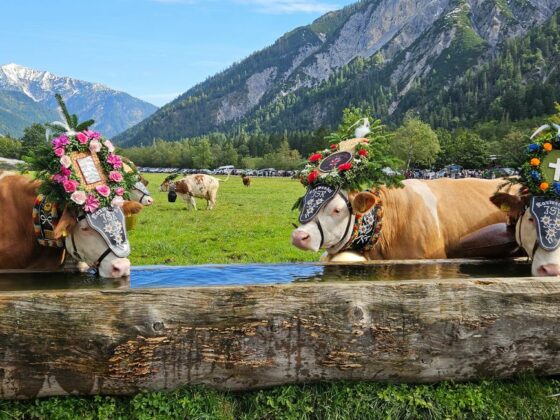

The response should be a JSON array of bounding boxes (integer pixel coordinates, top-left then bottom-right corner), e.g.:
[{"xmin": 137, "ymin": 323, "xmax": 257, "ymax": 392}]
[
  {"xmin": 340, "ymin": 189, "xmax": 384, "ymax": 253},
  {"xmin": 66, "ymin": 214, "xmax": 114, "ymax": 270},
  {"xmin": 132, "ymin": 184, "xmax": 151, "ymax": 203},
  {"xmin": 315, "ymin": 192, "xmax": 354, "ymax": 250},
  {"xmin": 516, "ymin": 207, "xmax": 538, "ymax": 260}
]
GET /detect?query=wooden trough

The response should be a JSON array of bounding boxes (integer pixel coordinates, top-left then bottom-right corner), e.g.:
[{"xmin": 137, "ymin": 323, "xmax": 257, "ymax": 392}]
[{"xmin": 0, "ymin": 270, "xmax": 559, "ymax": 399}]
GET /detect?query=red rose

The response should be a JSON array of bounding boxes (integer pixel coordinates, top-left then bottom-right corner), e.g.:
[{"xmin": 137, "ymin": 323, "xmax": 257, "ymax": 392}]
[
  {"xmin": 358, "ymin": 149, "xmax": 368, "ymax": 157},
  {"xmin": 338, "ymin": 163, "xmax": 353, "ymax": 172},
  {"xmin": 309, "ymin": 153, "xmax": 323, "ymax": 163},
  {"xmin": 330, "ymin": 143, "xmax": 338, "ymax": 151},
  {"xmin": 307, "ymin": 170, "xmax": 319, "ymax": 184}
]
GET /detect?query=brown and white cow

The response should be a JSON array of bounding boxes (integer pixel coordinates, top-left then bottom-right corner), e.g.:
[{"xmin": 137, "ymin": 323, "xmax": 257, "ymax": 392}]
[
  {"xmin": 160, "ymin": 174, "xmax": 221, "ymax": 210},
  {"xmin": 292, "ymin": 178, "xmax": 508, "ymax": 262},
  {"xmin": 0, "ymin": 173, "xmax": 142, "ymax": 278}
]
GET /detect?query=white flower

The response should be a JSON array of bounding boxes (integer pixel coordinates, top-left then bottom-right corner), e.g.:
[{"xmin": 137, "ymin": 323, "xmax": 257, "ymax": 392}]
[
  {"xmin": 104, "ymin": 140, "xmax": 115, "ymax": 153},
  {"xmin": 89, "ymin": 139, "xmax": 102, "ymax": 153},
  {"xmin": 111, "ymin": 196, "xmax": 124, "ymax": 208},
  {"xmin": 70, "ymin": 190, "xmax": 87, "ymax": 205},
  {"xmin": 60, "ymin": 155, "xmax": 72, "ymax": 168}
]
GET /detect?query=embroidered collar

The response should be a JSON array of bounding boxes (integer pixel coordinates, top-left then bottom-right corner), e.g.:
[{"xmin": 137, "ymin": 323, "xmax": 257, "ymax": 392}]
[
  {"xmin": 33, "ymin": 195, "xmax": 64, "ymax": 248},
  {"xmin": 342, "ymin": 189, "xmax": 383, "ymax": 253}
]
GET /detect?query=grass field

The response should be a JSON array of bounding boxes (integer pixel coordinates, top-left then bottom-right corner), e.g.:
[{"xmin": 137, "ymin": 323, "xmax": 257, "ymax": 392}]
[
  {"xmin": 128, "ymin": 174, "xmax": 320, "ymax": 266},
  {"xmin": 3, "ymin": 174, "xmax": 560, "ymax": 418}
]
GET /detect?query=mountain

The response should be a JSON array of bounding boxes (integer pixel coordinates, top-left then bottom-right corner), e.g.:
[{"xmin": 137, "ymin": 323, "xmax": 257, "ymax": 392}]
[
  {"xmin": 0, "ymin": 64, "xmax": 158, "ymax": 138},
  {"xmin": 116, "ymin": 0, "xmax": 560, "ymax": 147}
]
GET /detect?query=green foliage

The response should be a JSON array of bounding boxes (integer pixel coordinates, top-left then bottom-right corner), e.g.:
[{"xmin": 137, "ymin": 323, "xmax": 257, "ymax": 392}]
[
  {"xmin": 2, "ymin": 376, "xmax": 560, "ymax": 419},
  {"xmin": 0, "ymin": 135, "xmax": 22, "ymax": 159},
  {"xmin": 20, "ymin": 123, "xmax": 47, "ymax": 158},
  {"xmin": 438, "ymin": 129, "xmax": 490, "ymax": 169},
  {"xmin": 392, "ymin": 118, "xmax": 440, "ymax": 169}
]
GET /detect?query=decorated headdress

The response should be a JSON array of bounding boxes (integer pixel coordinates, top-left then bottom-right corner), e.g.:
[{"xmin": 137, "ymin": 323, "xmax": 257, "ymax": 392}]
[
  {"xmin": 294, "ymin": 118, "xmax": 403, "ymax": 215},
  {"xmin": 26, "ymin": 94, "xmax": 138, "ymax": 213}
]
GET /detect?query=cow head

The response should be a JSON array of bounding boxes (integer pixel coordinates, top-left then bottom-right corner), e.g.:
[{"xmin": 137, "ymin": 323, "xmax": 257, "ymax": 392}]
[
  {"xmin": 52, "ymin": 201, "xmax": 142, "ymax": 278},
  {"xmin": 130, "ymin": 176, "xmax": 154, "ymax": 206},
  {"xmin": 291, "ymin": 187, "xmax": 377, "ymax": 253},
  {"xmin": 491, "ymin": 192, "xmax": 560, "ymax": 276}
]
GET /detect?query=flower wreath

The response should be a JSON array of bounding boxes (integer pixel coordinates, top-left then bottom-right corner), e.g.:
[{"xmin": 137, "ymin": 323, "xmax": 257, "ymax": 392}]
[
  {"xmin": 521, "ymin": 123, "xmax": 560, "ymax": 198},
  {"xmin": 28, "ymin": 95, "xmax": 137, "ymax": 213}
]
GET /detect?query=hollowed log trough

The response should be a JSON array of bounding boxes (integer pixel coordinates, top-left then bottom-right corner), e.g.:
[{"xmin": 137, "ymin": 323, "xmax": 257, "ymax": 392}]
[{"xmin": 0, "ymin": 277, "xmax": 560, "ymax": 399}]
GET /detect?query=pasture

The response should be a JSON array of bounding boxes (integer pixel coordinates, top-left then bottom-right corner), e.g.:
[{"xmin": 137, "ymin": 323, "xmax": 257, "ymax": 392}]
[{"xmin": 128, "ymin": 174, "xmax": 319, "ymax": 266}]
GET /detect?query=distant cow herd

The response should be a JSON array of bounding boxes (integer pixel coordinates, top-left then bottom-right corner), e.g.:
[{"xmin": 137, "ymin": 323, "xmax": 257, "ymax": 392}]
[{"xmin": 0, "ymin": 162, "xmax": 557, "ymax": 279}]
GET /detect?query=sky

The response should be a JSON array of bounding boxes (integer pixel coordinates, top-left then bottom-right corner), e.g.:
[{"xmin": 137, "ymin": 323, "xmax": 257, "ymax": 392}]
[{"xmin": 2, "ymin": 0, "xmax": 355, "ymax": 106}]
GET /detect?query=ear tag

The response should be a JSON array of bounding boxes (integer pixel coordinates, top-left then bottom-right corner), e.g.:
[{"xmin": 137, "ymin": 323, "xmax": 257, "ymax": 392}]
[
  {"xmin": 62, "ymin": 230, "xmax": 68, "ymax": 238},
  {"xmin": 500, "ymin": 204, "xmax": 511, "ymax": 213}
]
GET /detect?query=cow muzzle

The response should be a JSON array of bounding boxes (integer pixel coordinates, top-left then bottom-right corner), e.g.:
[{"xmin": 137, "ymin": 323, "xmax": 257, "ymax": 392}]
[
  {"xmin": 99, "ymin": 257, "xmax": 131, "ymax": 278},
  {"xmin": 536, "ymin": 263, "xmax": 560, "ymax": 277},
  {"xmin": 291, "ymin": 228, "xmax": 320, "ymax": 251}
]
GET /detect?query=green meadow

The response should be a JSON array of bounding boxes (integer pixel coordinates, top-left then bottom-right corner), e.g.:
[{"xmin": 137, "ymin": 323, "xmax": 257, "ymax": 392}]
[
  {"xmin": 128, "ymin": 174, "xmax": 320, "ymax": 266},
  {"xmin": 3, "ymin": 173, "xmax": 560, "ymax": 418}
]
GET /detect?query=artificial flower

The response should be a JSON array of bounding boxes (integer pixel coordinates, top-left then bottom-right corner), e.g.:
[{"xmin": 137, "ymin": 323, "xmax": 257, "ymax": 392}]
[
  {"xmin": 63, "ymin": 179, "xmax": 79, "ymax": 193},
  {"xmin": 52, "ymin": 135, "xmax": 69, "ymax": 149},
  {"xmin": 54, "ymin": 147, "xmax": 65, "ymax": 157},
  {"xmin": 540, "ymin": 182, "xmax": 549, "ymax": 191},
  {"xmin": 528, "ymin": 144, "xmax": 540, "ymax": 153},
  {"xmin": 107, "ymin": 153, "xmax": 122, "ymax": 168},
  {"xmin": 95, "ymin": 184, "xmax": 111, "ymax": 197},
  {"xmin": 84, "ymin": 195, "xmax": 100, "ymax": 213},
  {"xmin": 60, "ymin": 155, "xmax": 72, "ymax": 168},
  {"xmin": 109, "ymin": 171, "xmax": 123, "ymax": 183},
  {"xmin": 330, "ymin": 143, "xmax": 339, "ymax": 151},
  {"xmin": 76, "ymin": 132, "xmax": 88, "ymax": 144},
  {"xmin": 531, "ymin": 158, "xmax": 541, "ymax": 167},
  {"xmin": 104, "ymin": 140, "xmax": 115, "ymax": 153},
  {"xmin": 53, "ymin": 173, "xmax": 68, "ymax": 184},
  {"xmin": 358, "ymin": 149, "xmax": 368, "ymax": 157},
  {"xmin": 85, "ymin": 130, "xmax": 101, "ymax": 140},
  {"xmin": 338, "ymin": 162, "xmax": 353, "ymax": 171},
  {"xmin": 111, "ymin": 196, "xmax": 124, "ymax": 208},
  {"xmin": 554, "ymin": 182, "xmax": 560, "ymax": 195},
  {"xmin": 70, "ymin": 190, "xmax": 87, "ymax": 205},
  {"xmin": 307, "ymin": 170, "xmax": 319, "ymax": 184},
  {"xmin": 115, "ymin": 187, "xmax": 125, "ymax": 196},
  {"xmin": 530, "ymin": 170, "xmax": 541, "ymax": 181},
  {"xmin": 60, "ymin": 166, "xmax": 71, "ymax": 177},
  {"xmin": 309, "ymin": 153, "xmax": 323, "ymax": 163},
  {"xmin": 544, "ymin": 143, "xmax": 553, "ymax": 152},
  {"xmin": 89, "ymin": 139, "xmax": 102, "ymax": 153}
]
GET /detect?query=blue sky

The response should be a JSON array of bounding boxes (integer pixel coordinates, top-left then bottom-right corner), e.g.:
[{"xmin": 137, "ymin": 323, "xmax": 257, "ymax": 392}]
[{"xmin": 2, "ymin": 0, "xmax": 355, "ymax": 106}]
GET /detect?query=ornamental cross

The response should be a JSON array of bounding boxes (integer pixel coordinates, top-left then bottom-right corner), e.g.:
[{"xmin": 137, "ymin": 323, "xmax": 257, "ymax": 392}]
[{"xmin": 549, "ymin": 158, "xmax": 560, "ymax": 181}]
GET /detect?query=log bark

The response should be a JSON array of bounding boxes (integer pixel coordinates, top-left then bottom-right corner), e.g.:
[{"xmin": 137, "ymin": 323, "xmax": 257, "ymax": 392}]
[{"xmin": 0, "ymin": 277, "xmax": 559, "ymax": 399}]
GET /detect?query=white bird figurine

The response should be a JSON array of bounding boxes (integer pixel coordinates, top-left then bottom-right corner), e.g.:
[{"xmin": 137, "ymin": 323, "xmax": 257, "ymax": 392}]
[{"xmin": 354, "ymin": 118, "xmax": 371, "ymax": 138}]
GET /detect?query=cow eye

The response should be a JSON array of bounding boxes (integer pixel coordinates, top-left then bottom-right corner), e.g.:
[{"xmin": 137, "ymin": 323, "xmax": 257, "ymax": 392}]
[
  {"xmin": 528, "ymin": 217, "xmax": 534, "ymax": 222},
  {"xmin": 333, "ymin": 208, "xmax": 341, "ymax": 214},
  {"xmin": 80, "ymin": 226, "xmax": 91, "ymax": 232}
]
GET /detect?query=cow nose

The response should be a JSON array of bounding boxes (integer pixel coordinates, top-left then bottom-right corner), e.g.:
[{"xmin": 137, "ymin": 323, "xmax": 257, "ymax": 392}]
[
  {"xmin": 111, "ymin": 258, "xmax": 131, "ymax": 278},
  {"xmin": 292, "ymin": 229, "xmax": 311, "ymax": 249},
  {"xmin": 537, "ymin": 264, "xmax": 560, "ymax": 276},
  {"xmin": 144, "ymin": 196, "xmax": 154, "ymax": 205}
]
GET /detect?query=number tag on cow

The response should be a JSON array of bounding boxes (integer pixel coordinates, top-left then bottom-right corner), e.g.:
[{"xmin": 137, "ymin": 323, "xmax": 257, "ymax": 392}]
[
  {"xmin": 299, "ymin": 184, "xmax": 339, "ymax": 224},
  {"xmin": 529, "ymin": 196, "xmax": 560, "ymax": 251},
  {"xmin": 133, "ymin": 181, "xmax": 150, "ymax": 196},
  {"xmin": 85, "ymin": 207, "xmax": 131, "ymax": 257}
]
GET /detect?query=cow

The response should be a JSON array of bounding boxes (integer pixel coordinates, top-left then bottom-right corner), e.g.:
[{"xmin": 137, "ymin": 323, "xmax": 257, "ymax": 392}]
[
  {"xmin": 242, "ymin": 175, "xmax": 251, "ymax": 187},
  {"xmin": 129, "ymin": 175, "xmax": 154, "ymax": 206},
  {"xmin": 490, "ymin": 191, "xmax": 560, "ymax": 276},
  {"xmin": 292, "ymin": 178, "xmax": 508, "ymax": 262},
  {"xmin": 0, "ymin": 173, "xmax": 142, "ymax": 278},
  {"xmin": 160, "ymin": 174, "xmax": 221, "ymax": 210}
]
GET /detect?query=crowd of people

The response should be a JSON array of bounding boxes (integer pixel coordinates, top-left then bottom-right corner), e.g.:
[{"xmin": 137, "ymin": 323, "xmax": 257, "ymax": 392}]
[{"xmin": 404, "ymin": 167, "xmax": 517, "ymax": 180}]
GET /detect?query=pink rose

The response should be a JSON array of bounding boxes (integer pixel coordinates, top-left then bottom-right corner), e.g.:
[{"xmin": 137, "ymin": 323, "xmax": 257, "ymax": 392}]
[
  {"xmin": 53, "ymin": 174, "xmax": 68, "ymax": 184},
  {"xmin": 84, "ymin": 195, "xmax": 100, "ymax": 213},
  {"xmin": 60, "ymin": 166, "xmax": 71, "ymax": 177},
  {"xmin": 115, "ymin": 187, "xmax": 125, "ymax": 196},
  {"xmin": 85, "ymin": 130, "xmax": 101, "ymax": 139},
  {"xmin": 51, "ymin": 135, "xmax": 69, "ymax": 149},
  {"xmin": 89, "ymin": 139, "xmax": 101, "ymax": 153},
  {"xmin": 60, "ymin": 155, "xmax": 72, "ymax": 168},
  {"xmin": 63, "ymin": 179, "xmax": 79, "ymax": 193},
  {"xmin": 106, "ymin": 153, "xmax": 122, "ymax": 169},
  {"xmin": 109, "ymin": 171, "xmax": 123, "ymax": 183},
  {"xmin": 54, "ymin": 147, "xmax": 65, "ymax": 157},
  {"xmin": 70, "ymin": 190, "xmax": 87, "ymax": 205},
  {"xmin": 76, "ymin": 132, "xmax": 88, "ymax": 144},
  {"xmin": 95, "ymin": 184, "xmax": 111, "ymax": 197},
  {"xmin": 111, "ymin": 196, "xmax": 124, "ymax": 208},
  {"xmin": 104, "ymin": 140, "xmax": 115, "ymax": 153}
]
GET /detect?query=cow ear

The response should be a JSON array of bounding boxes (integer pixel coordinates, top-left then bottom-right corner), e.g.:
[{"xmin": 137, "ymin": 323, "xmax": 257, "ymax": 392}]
[
  {"xmin": 53, "ymin": 208, "xmax": 77, "ymax": 239},
  {"xmin": 122, "ymin": 201, "xmax": 143, "ymax": 216},
  {"xmin": 490, "ymin": 193, "xmax": 525, "ymax": 214},
  {"xmin": 141, "ymin": 178, "xmax": 149, "ymax": 186},
  {"xmin": 351, "ymin": 191, "xmax": 377, "ymax": 214}
]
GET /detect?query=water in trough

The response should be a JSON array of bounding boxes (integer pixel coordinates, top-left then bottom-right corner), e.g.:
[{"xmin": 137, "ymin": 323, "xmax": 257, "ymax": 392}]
[{"xmin": 0, "ymin": 259, "xmax": 531, "ymax": 291}]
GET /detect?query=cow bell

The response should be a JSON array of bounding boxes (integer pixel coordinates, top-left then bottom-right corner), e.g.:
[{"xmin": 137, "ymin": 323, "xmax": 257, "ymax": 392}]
[{"xmin": 168, "ymin": 186, "xmax": 177, "ymax": 203}]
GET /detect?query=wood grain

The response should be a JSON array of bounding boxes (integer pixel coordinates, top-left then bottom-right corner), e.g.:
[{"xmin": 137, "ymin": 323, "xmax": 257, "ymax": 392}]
[{"xmin": 0, "ymin": 277, "xmax": 559, "ymax": 399}]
